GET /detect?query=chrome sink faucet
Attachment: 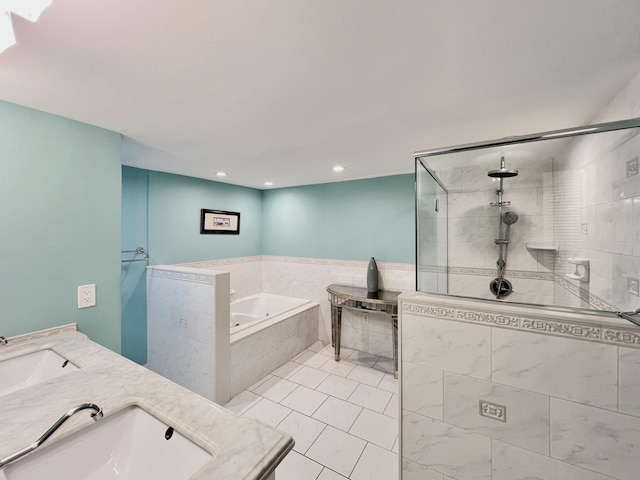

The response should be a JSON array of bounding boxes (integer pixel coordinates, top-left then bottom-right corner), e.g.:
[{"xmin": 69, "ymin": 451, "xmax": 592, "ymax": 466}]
[
  {"xmin": 0, "ymin": 403, "xmax": 103, "ymax": 469},
  {"xmin": 0, "ymin": 336, "xmax": 7, "ymax": 346}
]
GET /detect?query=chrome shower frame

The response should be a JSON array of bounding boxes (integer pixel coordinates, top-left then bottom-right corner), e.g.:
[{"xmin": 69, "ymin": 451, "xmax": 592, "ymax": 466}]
[{"xmin": 414, "ymin": 116, "xmax": 640, "ymax": 325}]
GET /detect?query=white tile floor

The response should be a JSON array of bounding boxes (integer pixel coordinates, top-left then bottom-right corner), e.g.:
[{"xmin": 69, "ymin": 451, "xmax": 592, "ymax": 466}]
[{"xmin": 224, "ymin": 342, "xmax": 399, "ymax": 480}]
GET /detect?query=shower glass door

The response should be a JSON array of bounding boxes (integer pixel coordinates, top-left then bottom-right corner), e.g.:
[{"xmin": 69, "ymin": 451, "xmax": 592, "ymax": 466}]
[{"xmin": 416, "ymin": 159, "xmax": 448, "ymax": 294}]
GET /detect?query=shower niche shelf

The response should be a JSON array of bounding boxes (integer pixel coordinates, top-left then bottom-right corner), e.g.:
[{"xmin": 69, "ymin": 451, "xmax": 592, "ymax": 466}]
[{"xmin": 526, "ymin": 243, "xmax": 559, "ymax": 252}]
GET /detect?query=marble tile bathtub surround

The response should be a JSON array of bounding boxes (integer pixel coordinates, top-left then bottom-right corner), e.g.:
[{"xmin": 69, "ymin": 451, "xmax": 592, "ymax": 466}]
[
  {"xmin": 229, "ymin": 305, "xmax": 319, "ymax": 396},
  {"xmin": 400, "ymin": 292, "xmax": 640, "ymax": 480},
  {"xmin": 185, "ymin": 256, "xmax": 264, "ymax": 299},
  {"xmin": 183, "ymin": 255, "xmax": 415, "ymax": 357},
  {"xmin": 0, "ymin": 329, "xmax": 293, "ymax": 480},
  {"xmin": 147, "ymin": 266, "xmax": 231, "ymax": 405}
]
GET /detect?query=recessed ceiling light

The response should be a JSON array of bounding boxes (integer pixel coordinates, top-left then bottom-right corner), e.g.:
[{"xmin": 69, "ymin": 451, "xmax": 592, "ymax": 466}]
[
  {"xmin": 215, "ymin": 171, "xmax": 227, "ymax": 177},
  {"xmin": 264, "ymin": 181, "xmax": 274, "ymax": 186},
  {"xmin": 333, "ymin": 165, "xmax": 345, "ymax": 172}
]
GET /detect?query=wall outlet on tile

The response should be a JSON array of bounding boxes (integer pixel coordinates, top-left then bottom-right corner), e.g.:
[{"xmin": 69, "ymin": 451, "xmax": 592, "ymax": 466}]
[
  {"xmin": 581, "ymin": 224, "xmax": 588, "ymax": 235},
  {"xmin": 479, "ymin": 400, "xmax": 506, "ymax": 422},
  {"xmin": 77, "ymin": 284, "xmax": 96, "ymax": 309},
  {"xmin": 179, "ymin": 318, "xmax": 188, "ymax": 328},
  {"xmin": 627, "ymin": 277, "xmax": 640, "ymax": 296}
]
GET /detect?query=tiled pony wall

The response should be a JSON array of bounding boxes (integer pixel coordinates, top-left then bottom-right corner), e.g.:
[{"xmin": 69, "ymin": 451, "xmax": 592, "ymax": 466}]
[
  {"xmin": 400, "ymin": 292, "xmax": 640, "ymax": 480},
  {"xmin": 185, "ymin": 256, "xmax": 414, "ymax": 359}
]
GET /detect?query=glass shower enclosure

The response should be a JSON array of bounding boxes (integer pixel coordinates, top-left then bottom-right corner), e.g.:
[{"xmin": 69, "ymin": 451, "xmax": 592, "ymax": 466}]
[
  {"xmin": 404, "ymin": 117, "xmax": 640, "ymax": 480},
  {"xmin": 416, "ymin": 160, "xmax": 448, "ymax": 295}
]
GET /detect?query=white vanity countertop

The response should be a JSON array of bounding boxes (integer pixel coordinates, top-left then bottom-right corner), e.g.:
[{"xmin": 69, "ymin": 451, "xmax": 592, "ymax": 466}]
[{"xmin": 0, "ymin": 325, "xmax": 293, "ymax": 480}]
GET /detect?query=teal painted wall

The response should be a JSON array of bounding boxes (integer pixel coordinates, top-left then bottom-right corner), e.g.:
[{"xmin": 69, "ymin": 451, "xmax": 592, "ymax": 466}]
[
  {"xmin": 147, "ymin": 171, "xmax": 263, "ymax": 265},
  {"xmin": 121, "ymin": 170, "xmax": 415, "ymax": 364},
  {"xmin": 0, "ymin": 100, "xmax": 122, "ymax": 352},
  {"xmin": 261, "ymin": 174, "xmax": 415, "ymax": 263},
  {"xmin": 120, "ymin": 168, "xmax": 263, "ymax": 363},
  {"xmin": 121, "ymin": 166, "xmax": 149, "ymax": 364}
]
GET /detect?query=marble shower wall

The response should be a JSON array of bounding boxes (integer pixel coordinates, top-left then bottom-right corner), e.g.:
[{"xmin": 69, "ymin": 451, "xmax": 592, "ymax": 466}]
[
  {"xmin": 185, "ymin": 256, "xmax": 415, "ymax": 358},
  {"xmin": 434, "ymin": 155, "xmax": 557, "ymax": 304},
  {"xmin": 146, "ymin": 265, "xmax": 231, "ymax": 405},
  {"xmin": 400, "ymin": 292, "xmax": 640, "ymax": 480},
  {"xmin": 553, "ymin": 72, "xmax": 640, "ymax": 313}
]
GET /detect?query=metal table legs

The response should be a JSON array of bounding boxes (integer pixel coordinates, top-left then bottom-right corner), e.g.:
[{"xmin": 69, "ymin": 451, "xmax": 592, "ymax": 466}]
[{"xmin": 330, "ymin": 305, "xmax": 398, "ymax": 379}]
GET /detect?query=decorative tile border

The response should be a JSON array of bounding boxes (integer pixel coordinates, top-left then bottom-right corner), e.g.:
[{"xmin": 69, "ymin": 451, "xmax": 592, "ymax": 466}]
[
  {"xmin": 182, "ymin": 256, "xmax": 262, "ymax": 268},
  {"xmin": 421, "ymin": 265, "xmax": 616, "ymax": 312},
  {"xmin": 603, "ymin": 329, "xmax": 640, "ymax": 346},
  {"xmin": 147, "ymin": 268, "xmax": 217, "ymax": 285},
  {"xmin": 180, "ymin": 256, "xmax": 616, "ymax": 313},
  {"xmin": 447, "ymin": 266, "xmax": 554, "ymax": 281},
  {"xmin": 183, "ymin": 255, "xmax": 415, "ymax": 271},
  {"xmin": 402, "ymin": 299, "xmax": 640, "ymax": 349}
]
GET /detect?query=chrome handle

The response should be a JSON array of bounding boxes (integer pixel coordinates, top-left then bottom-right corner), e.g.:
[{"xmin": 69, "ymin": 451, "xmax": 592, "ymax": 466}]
[{"xmin": 617, "ymin": 308, "xmax": 640, "ymax": 328}]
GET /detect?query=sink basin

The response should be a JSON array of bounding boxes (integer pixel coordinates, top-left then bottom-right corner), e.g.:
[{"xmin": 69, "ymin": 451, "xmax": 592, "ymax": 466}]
[
  {"xmin": 0, "ymin": 406, "xmax": 212, "ymax": 480},
  {"xmin": 0, "ymin": 349, "xmax": 79, "ymax": 397}
]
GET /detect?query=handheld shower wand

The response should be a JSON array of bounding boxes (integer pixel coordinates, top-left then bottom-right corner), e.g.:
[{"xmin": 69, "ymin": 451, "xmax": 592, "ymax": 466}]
[{"xmin": 494, "ymin": 211, "xmax": 519, "ymax": 298}]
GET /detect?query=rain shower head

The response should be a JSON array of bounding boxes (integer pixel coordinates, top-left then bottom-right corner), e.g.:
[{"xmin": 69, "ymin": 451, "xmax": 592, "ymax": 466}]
[
  {"xmin": 487, "ymin": 156, "xmax": 519, "ymax": 178},
  {"xmin": 502, "ymin": 211, "xmax": 519, "ymax": 225}
]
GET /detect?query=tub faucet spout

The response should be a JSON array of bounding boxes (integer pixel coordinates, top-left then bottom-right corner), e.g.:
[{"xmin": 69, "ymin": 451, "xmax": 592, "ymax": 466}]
[{"xmin": 0, "ymin": 403, "xmax": 103, "ymax": 469}]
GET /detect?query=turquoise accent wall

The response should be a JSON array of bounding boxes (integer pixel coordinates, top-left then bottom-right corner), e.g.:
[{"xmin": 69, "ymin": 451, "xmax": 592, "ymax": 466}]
[
  {"xmin": 147, "ymin": 171, "xmax": 263, "ymax": 265},
  {"xmin": 121, "ymin": 167, "xmax": 149, "ymax": 364},
  {"xmin": 120, "ymin": 168, "xmax": 263, "ymax": 363},
  {"xmin": 0, "ymin": 100, "xmax": 122, "ymax": 352},
  {"xmin": 121, "ymin": 169, "xmax": 415, "ymax": 364},
  {"xmin": 261, "ymin": 174, "xmax": 415, "ymax": 263}
]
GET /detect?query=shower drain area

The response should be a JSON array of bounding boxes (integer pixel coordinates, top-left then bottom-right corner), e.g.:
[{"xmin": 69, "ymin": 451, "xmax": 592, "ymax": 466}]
[{"xmin": 490, "ymin": 278, "xmax": 513, "ymax": 298}]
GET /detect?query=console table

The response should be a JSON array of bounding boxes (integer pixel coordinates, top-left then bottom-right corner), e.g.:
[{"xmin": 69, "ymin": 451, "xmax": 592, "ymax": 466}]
[{"xmin": 326, "ymin": 284, "xmax": 401, "ymax": 378}]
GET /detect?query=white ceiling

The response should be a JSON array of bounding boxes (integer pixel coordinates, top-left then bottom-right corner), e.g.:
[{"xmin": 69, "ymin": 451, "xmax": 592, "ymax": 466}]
[{"xmin": 1, "ymin": 0, "xmax": 640, "ymax": 189}]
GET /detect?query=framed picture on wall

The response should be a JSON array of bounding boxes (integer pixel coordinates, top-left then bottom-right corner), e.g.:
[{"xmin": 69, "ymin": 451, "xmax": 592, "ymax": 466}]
[{"xmin": 200, "ymin": 209, "xmax": 240, "ymax": 234}]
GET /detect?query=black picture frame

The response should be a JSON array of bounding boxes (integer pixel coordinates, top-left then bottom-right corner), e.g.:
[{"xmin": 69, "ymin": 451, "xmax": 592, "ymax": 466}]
[{"xmin": 200, "ymin": 209, "xmax": 241, "ymax": 235}]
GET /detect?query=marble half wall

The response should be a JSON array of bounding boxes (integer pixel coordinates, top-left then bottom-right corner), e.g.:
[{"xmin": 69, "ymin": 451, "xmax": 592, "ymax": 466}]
[
  {"xmin": 399, "ymin": 292, "xmax": 640, "ymax": 480},
  {"xmin": 146, "ymin": 265, "xmax": 231, "ymax": 405}
]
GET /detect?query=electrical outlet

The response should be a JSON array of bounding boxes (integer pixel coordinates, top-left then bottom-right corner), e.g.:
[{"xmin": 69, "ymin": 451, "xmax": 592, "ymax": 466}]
[
  {"xmin": 179, "ymin": 318, "xmax": 188, "ymax": 328},
  {"xmin": 581, "ymin": 224, "xmax": 588, "ymax": 235},
  {"xmin": 363, "ymin": 313, "xmax": 369, "ymax": 321},
  {"xmin": 77, "ymin": 284, "xmax": 96, "ymax": 309}
]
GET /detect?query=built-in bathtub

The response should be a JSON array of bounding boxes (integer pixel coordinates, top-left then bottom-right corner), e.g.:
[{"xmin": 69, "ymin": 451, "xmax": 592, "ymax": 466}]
[
  {"xmin": 231, "ymin": 293, "xmax": 311, "ymax": 333},
  {"xmin": 230, "ymin": 293, "xmax": 319, "ymax": 396}
]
